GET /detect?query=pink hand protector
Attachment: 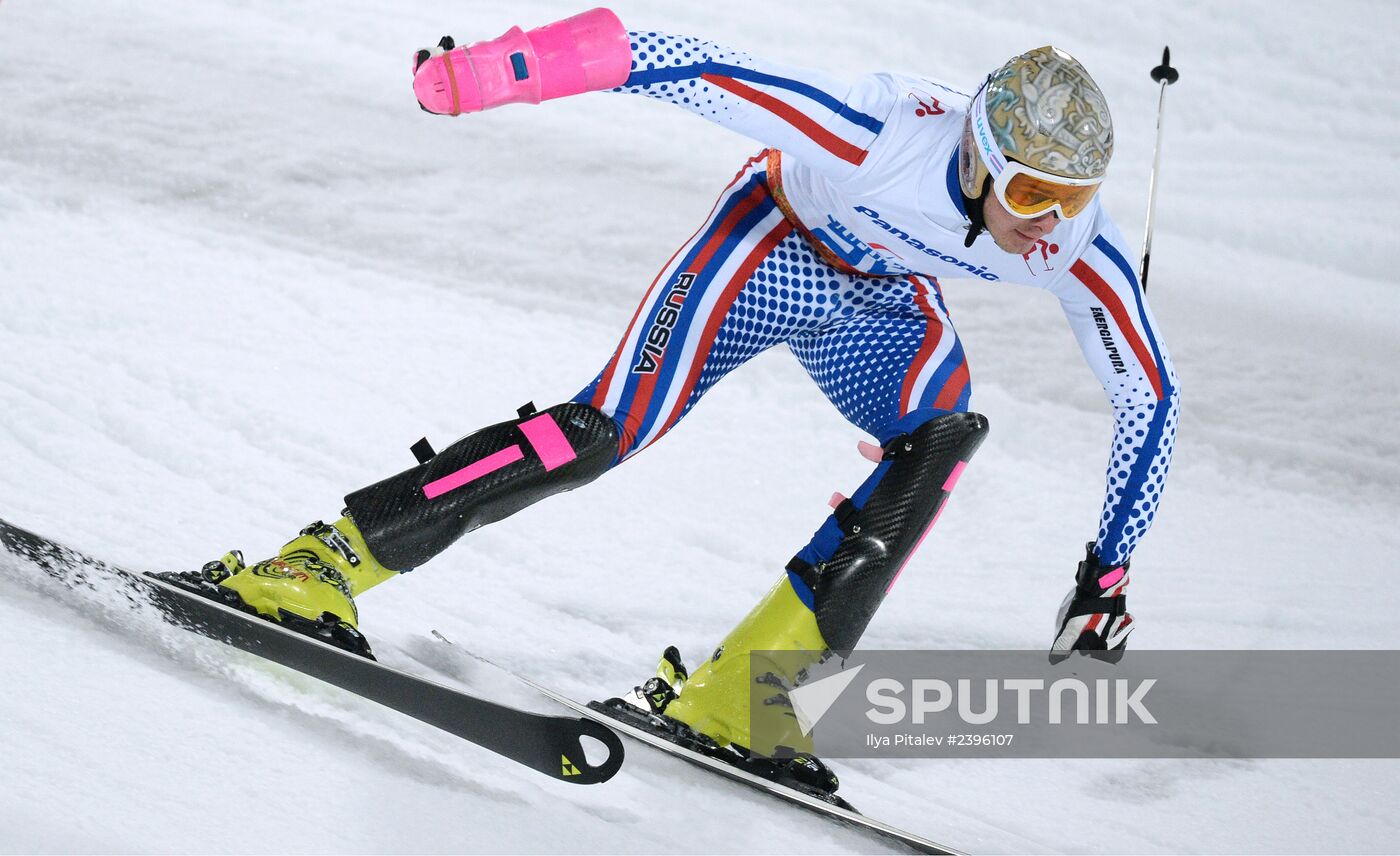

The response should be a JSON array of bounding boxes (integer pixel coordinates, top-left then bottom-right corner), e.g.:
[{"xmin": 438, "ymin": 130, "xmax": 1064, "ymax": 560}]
[{"xmin": 413, "ymin": 8, "xmax": 631, "ymax": 115}]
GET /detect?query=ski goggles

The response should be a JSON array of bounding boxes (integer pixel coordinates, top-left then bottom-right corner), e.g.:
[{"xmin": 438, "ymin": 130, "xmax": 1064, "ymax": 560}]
[
  {"xmin": 994, "ymin": 161, "xmax": 1101, "ymax": 219},
  {"xmin": 968, "ymin": 85, "xmax": 1102, "ymax": 219}
]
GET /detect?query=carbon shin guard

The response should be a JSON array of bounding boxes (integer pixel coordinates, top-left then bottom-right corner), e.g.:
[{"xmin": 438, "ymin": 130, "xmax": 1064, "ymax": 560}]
[
  {"xmin": 343, "ymin": 403, "xmax": 617, "ymax": 571},
  {"xmin": 791, "ymin": 411, "xmax": 989, "ymax": 652}
]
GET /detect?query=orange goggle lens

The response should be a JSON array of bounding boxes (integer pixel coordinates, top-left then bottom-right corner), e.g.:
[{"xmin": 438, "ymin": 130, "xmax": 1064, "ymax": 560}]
[{"xmin": 1002, "ymin": 171, "xmax": 1101, "ymax": 218}]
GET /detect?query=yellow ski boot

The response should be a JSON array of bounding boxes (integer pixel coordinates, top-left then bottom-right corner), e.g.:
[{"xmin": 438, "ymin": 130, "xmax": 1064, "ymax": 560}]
[
  {"xmin": 597, "ymin": 574, "xmax": 844, "ymax": 801},
  {"xmin": 197, "ymin": 516, "xmax": 396, "ymax": 658},
  {"xmin": 662, "ymin": 575, "xmax": 829, "ymax": 758}
]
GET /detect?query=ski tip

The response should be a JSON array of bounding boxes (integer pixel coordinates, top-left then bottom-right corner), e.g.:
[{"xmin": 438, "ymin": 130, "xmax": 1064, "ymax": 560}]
[{"xmin": 555, "ymin": 715, "xmax": 625, "ymax": 784}]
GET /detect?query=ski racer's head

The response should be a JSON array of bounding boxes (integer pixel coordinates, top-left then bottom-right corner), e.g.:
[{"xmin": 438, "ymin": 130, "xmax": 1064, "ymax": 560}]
[{"xmin": 959, "ymin": 45, "xmax": 1114, "ymax": 255}]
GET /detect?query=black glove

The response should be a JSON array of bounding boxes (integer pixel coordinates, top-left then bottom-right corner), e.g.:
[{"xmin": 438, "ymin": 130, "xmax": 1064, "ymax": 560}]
[{"xmin": 1049, "ymin": 542, "xmax": 1133, "ymax": 663}]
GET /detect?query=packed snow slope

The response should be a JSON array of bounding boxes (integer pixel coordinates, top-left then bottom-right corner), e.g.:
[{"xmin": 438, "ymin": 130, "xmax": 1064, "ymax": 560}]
[{"xmin": 2, "ymin": 0, "xmax": 1399, "ymax": 853}]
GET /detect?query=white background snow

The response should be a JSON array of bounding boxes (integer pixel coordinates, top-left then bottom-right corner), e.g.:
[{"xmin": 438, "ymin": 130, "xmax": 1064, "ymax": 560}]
[{"xmin": 2, "ymin": 0, "xmax": 1398, "ymax": 852}]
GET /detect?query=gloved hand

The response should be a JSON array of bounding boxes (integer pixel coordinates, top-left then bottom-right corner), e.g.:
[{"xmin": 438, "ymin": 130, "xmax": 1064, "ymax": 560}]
[
  {"xmin": 409, "ymin": 9, "xmax": 631, "ymax": 116},
  {"xmin": 412, "ymin": 37, "xmax": 456, "ymax": 113},
  {"xmin": 1049, "ymin": 542, "xmax": 1133, "ymax": 663}
]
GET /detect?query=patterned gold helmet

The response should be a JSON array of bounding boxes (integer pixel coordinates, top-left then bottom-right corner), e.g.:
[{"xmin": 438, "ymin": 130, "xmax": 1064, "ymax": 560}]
[{"xmin": 959, "ymin": 46, "xmax": 1114, "ymax": 218}]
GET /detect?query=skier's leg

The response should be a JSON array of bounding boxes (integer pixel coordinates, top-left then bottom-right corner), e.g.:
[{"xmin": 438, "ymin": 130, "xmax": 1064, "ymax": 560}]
[
  {"xmin": 202, "ymin": 154, "xmax": 803, "ymax": 645},
  {"xmin": 787, "ymin": 274, "xmax": 981, "ymax": 651},
  {"xmin": 342, "ymin": 402, "xmax": 619, "ymax": 572},
  {"xmin": 661, "ymin": 275, "xmax": 988, "ymax": 757},
  {"xmin": 572, "ymin": 152, "xmax": 802, "ymax": 462},
  {"xmin": 197, "ymin": 401, "xmax": 623, "ymax": 652},
  {"xmin": 345, "ymin": 153, "xmax": 796, "ymax": 570}
]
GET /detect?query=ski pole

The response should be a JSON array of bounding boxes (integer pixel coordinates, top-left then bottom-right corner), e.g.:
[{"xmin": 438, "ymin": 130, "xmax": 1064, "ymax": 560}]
[{"xmin": 1139, "ymin": 46, "xmax": 1179, "ymax": 291}]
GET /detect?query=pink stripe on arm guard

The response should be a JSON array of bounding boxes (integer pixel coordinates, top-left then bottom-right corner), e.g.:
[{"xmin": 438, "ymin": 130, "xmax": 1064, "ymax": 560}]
[
  {"xmin": 886, "ymin": 461, "xmax": 969, "ymax": 594},
  {"xmin": 413, "ymin": 8, "xmax": 631, "ymax": 115},
  {"xmin": 422, "ymin": 445, "xmax": 526, "ymax": 499},
  {"xmin": 1098, "ymin": 566, "xmax": 1126, "ymax": 589},
  {"xmin": 518, "ymin": 414, "xmax": 579, "ymax": 471},
  {"xmin": 421, "ymin": 413, "xmax": 579, "ymax": 500}
]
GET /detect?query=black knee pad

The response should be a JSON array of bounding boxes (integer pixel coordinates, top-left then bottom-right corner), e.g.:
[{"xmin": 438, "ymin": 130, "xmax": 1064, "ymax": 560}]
[
  {"xmin": 795, "ymin": 411, "xmax": 989, "ymax": 651},
  {"xmin": 343, "ymin": 402, "xmax": 618, "ymax": 571}
]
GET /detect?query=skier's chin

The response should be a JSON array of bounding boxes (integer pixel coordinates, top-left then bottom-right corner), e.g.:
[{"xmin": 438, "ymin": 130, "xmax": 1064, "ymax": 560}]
[
  {"xmin": 990, "ymin": 230, "xmax": 1037, "ymax": 256},
  {"xmin": 981, "ymin": 192, "xmax": 1055, "ymax": 256}
]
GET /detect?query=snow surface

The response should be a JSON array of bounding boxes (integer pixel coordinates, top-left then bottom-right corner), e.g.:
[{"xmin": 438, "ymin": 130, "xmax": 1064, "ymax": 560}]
[{"xmin": 2, "ymin": 0, "xmax": 1399, "ymax": 852}]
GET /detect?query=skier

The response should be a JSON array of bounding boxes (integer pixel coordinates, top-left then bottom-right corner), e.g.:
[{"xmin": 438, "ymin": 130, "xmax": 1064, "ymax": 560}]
[{"xmin": 192, "ymin": 8, "xmax": 1178, "ymax": 781}]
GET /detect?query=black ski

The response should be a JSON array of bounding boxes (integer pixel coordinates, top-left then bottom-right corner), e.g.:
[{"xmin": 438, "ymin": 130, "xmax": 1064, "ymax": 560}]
[
  {"xmin": 0, "ymin": 516, "xmax": 624, "ymax": 785},
  {"xmin": 433, "ymin": 633, "xmax": 964, "ymax": 855}
]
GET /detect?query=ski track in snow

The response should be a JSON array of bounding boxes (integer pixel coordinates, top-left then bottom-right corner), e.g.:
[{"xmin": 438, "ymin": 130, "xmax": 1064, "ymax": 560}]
[{"xmin": 2, "ymin": 0, "xmax": 1398, "ymax": 853}]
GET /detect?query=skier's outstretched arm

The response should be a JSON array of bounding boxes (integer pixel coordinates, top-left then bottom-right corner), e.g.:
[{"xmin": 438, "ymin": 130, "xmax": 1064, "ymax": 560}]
[
  {"xmin": 1048, "ymin": 212, "xmax": 1180, "ymax": 661},
  {"xmin": 410, "ymin": 8, "xmax": 898, "ymax": 182},
  {"xmin": 608, "ymin": 32, "xmax": 894, "ymax": 181}
]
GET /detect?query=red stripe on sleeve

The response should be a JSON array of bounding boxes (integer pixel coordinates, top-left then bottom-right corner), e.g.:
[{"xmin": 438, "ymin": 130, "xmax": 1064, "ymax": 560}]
[
  {"xmin": 1070, "ymin": 259, "xmax": 1165, "ymax": 401},
  {"xmin": 701, "ymin": 73, "xmax": 869, "ymax": 167}
]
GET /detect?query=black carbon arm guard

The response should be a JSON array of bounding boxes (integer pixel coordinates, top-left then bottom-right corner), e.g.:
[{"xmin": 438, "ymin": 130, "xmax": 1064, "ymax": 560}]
[
  {"xmin": 343, "ymin": 402, "xmax": 618, "ymax": 571},
  {"xmin": 805, "ymin": 411, "xmax": 989, "ymax": 652}
]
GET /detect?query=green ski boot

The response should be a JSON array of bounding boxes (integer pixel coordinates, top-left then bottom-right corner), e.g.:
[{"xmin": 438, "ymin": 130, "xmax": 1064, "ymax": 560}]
[
  {"xmin": 194, "ymin": 516, "xmax": 396, "ymax": 657},
  {"xmin": 661, "ymin": 574, "xmax": 830, "ymax": 758},
  {"xmin": 595, "ymin": 574, "xmax": 844, "ymax": 801}
]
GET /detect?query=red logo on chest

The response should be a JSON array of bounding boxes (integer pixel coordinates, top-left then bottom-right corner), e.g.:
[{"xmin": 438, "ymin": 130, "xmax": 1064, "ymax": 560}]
[{"xmin": 1022, "ymin": 239, "xmax": 1060, "ymax": 275}]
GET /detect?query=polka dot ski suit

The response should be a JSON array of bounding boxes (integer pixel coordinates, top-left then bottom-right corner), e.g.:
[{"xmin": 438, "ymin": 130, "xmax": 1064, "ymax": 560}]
[
  {"xmin": 575, "ymin": 154, "xmax": 968, "ymax": 456},
  {"xmin": 574, "ymin": 31, "xmax": 1179, "ymax": 569}
]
